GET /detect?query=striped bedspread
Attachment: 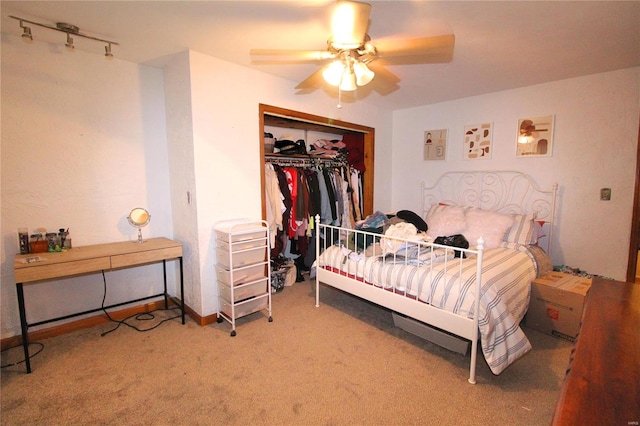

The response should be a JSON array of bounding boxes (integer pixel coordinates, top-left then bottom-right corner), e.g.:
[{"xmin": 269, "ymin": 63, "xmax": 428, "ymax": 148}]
[{"xmin": 317, "ymin": 242, "xmax": 537, "ymax": 375}]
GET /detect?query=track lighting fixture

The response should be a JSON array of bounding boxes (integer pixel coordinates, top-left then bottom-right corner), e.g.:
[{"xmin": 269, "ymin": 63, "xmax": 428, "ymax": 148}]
[
  {"xmin": 19, "ymin": 20, "xmax": 32, "ymax": 41},
  {"xmin": 9, "ymin": 15, "xmax": 119, "ymax": 59},
  {"xmin": 65, "ymin": 33, "xmax": 74, "ymax": 49},
  {"xmin": 105, "ymin": 43, "xmax": 113, "ymax": 58}
]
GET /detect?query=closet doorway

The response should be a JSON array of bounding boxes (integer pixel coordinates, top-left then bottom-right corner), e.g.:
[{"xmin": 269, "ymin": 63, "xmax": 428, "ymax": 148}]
[{"xmin": 258, "ymin": 104, "xmax": 375, "ymax": 220}]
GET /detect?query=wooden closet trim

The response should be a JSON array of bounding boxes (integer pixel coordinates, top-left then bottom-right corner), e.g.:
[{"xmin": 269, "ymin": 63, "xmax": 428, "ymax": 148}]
[
  {"xmin": 626, "ymin": 115, "xmax": 640, "ymax": 282},
  {"xmin": 259, "ymin": 103, "xmax": 375, "ymax": 220}
]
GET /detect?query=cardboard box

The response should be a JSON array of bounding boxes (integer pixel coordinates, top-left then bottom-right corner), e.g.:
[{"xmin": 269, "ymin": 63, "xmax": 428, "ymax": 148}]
[{"xmin": 525, "ymin": 272, "xmax": 592, "ymax": 342}]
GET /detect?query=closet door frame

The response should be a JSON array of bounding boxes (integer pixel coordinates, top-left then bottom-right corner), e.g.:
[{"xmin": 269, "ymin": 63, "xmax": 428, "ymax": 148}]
[{"xmin": 259, "ymin": 103, "xmax": 375, "ymax": 220}]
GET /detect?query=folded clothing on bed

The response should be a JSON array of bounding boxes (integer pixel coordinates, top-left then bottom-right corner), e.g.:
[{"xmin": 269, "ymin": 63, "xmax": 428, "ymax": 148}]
[
  {"xmin": 380, "ymin": 222, "xmax": 428, "ymax": 255},
  {"xmin": 383, "ymin": 245, "xmax": 453, "ymax": 266}
]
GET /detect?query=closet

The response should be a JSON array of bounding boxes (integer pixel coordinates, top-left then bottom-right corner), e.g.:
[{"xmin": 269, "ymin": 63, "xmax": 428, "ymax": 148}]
[
  {"xmin": 259, "ymin": 104, "xmax": 375, "ymax": 271},
  {"xmin": 259, "ymin": 104, "xmax": 375, "ymax": 219}
]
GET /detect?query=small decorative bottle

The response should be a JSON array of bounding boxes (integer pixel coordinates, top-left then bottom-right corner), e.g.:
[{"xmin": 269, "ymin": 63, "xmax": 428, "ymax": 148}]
[
  {"xmin": 59, "ymin": 228, "xmax": 71, "ymax": 249},
  {"xmin": 18, "ymin": 228, "xmax": 29, "ymax": 254}
]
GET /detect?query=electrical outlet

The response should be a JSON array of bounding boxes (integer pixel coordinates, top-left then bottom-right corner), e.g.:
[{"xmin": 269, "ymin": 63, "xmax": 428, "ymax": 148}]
[{"xmin": 600, "ymin": 188, "xmax": 611, "ymax": 201}]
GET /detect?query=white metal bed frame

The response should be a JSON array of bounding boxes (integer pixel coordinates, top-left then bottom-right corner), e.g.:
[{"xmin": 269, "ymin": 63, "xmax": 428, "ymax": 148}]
[
  {"xmin": 314, "ymin": 171, "xmax": 558, "ymax": 384},
  {"xmin": 422, "ymin": 170, "xmax": 558, "ymax": 255}
]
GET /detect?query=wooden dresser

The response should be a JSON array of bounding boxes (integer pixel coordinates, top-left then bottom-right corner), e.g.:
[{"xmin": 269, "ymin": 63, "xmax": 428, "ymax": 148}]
[{"xmin": 552, "ymin": 277, "xmax": 640, "ymax": 425}]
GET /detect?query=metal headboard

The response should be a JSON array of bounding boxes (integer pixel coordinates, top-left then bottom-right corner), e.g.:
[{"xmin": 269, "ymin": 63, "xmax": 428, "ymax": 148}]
[{"xmin": 421, "ymin": 171, "xmax": 558, "ymax": 255}]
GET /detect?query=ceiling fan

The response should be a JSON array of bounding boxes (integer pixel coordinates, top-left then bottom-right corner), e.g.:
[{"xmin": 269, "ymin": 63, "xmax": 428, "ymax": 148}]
[{"xmin": 250, "ymin": 0, "xmax": 455, "ymax": 99}]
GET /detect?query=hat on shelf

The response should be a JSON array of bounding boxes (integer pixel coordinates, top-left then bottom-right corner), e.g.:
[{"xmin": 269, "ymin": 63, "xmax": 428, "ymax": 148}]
[{"xmin": 276, "ymin": 137, "xmax": 307, "ymax": 155}]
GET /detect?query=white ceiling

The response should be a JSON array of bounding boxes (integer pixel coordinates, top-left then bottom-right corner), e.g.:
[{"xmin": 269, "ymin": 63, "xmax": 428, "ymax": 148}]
[{"xmin": 2, "ymin": 1, "xmax": 639, "ymax": 110}]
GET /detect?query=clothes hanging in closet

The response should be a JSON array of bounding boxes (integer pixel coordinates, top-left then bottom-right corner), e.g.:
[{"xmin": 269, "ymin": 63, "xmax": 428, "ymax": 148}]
[
  {"xmin": 264, "ymin": 163, "xmax": 284, "ymax": 247},
  {"xmin": 265, "ymin": 161, "xmax": 363, "ymax": 258}
]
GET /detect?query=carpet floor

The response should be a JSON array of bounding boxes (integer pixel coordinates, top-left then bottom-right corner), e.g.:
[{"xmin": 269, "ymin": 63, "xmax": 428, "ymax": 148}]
[{"xmin": 1, "ymin": 277, "xmax": 572, "ymax": 425}]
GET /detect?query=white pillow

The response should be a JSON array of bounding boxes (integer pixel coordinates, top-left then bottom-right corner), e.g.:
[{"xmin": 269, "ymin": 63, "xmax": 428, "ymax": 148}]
[
  {"xmin": 504, "ymin": 214, "xmax": 536, "ymax": 245},
  {"xmin": 464, "ymin": 208, "xmax": 514, "ymax": 249},
  {"xmin": 426, "ymin": 205, "xmax": 467, "ymax": 238}
]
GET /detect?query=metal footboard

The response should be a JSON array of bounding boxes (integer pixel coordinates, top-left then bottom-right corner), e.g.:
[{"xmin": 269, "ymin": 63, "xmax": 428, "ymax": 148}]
[{"xmin": 314, "ymin": 215, "xmax": 484, "ymax": 384}]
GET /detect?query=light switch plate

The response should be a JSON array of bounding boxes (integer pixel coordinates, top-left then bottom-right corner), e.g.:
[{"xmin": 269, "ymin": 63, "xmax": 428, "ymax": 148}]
[{"xmin": 600, "ymin": 188, "xmax": 611, "ymax": 201}]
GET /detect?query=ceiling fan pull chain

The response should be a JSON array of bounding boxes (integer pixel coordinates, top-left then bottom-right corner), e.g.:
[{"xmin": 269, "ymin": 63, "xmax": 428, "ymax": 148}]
[{"xmin": 337, "ymin": 87, "xmax": 343, "ymax": 109}]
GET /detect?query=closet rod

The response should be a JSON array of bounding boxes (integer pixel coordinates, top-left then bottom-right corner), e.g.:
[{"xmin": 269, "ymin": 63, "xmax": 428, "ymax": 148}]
[{"xmin": 265, "ymin": 155, "xmax": 346, "ymax": 168}]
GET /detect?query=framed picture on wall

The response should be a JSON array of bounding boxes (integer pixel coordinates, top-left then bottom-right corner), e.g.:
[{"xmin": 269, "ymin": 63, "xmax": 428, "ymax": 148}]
[
  {"xmin": 464, "ymin": 123, "xmax": 492, "ymax": 159},
  {"xmin": 424, "ymin": 129, "xmax": 447, "ymax": 160},
  {"xmin": 516, "ymin": 115, "xmax": 554, "ymax": 157}
]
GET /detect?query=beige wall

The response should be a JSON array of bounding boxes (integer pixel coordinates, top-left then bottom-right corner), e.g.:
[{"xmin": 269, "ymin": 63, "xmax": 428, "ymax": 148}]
[
  {"xmin": 1, "ymin": 33, "xmax": 173, "ymax": 338},
  {"xmin": 0, "ymin": 35, "xmax": 393, "ymax": 336},
  {"xmin": 391, "ymin": 67, "xmax": 640, "ymax": 280}
]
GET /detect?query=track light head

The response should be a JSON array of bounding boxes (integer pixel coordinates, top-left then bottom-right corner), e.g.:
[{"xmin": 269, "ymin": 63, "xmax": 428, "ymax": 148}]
[
  {"xmin": 65, "ymin": 33, "xmax": 74, "ymax": 49},
  {"xmin": 20, "ymin": 20, "xmax": 33, "ymax": 41},
  {"xmin": 104, "ymin": 43, "xmax": 113, "ymax": 58}
]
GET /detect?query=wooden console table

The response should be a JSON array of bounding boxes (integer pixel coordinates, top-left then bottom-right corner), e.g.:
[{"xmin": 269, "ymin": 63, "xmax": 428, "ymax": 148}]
[
  {"xmin": 13, "ymin": 237, "xmax": 184, "ymax": 373},
  {"xmin": 551, "ymin": 277, "xmax": 639, "ymax": 425}
]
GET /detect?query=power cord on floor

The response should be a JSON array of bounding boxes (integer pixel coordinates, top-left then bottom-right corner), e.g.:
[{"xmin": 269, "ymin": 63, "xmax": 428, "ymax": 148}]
[
  {"xmin": 99, "ymin": 270, "xmax": 182, "ymax": 337},
  {"xmin": 1, "ymin": 342, "xmax": 44, "ymax": 369},
  {"xmin": 2, "ymin": 273, "xmax": 182, "ymax": 368}
]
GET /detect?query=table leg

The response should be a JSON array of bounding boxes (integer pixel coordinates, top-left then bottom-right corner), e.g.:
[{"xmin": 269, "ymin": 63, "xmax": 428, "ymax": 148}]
[
  {"xmin": 162, "ymin": 260, "xmax": 169, "ymax": 310},
  {"xmin": 180, "ymin": 257, "xmax": 185, "ymax": 324},
  {"xmin": 16, "ymin": 283, "xmax": 31, "ymax": 374}
]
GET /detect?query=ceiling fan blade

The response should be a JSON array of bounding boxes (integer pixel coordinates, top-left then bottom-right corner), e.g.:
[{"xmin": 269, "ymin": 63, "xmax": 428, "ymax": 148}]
[
  {"xmin": 250, "ymin": 49, "xmax": 335, "ymax": 64},
  {"xmin": 294, "ymin": 67, "xmax": 327, "ymax": 93},
  {"xmin": 330, "ymin": 0, "xmax": 372, "ymax": 49},
  {"xmin": 374, "ymin": 34, "xmax": 455, "ymax": 64},
  {"xmin": 366, "ymin": 62, "xmax": 401, "ymax": 95}
]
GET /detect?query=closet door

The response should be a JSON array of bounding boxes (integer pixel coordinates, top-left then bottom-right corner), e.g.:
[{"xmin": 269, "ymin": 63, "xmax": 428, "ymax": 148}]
[{"xmin": 259, "ymin": 104, "xmax": 374, "ymax": 221}]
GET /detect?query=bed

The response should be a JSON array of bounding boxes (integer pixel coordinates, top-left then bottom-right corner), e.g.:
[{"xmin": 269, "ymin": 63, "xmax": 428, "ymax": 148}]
[{"xmin": 313, "ymin": 171, "xmax": 558, "ymax": 384}]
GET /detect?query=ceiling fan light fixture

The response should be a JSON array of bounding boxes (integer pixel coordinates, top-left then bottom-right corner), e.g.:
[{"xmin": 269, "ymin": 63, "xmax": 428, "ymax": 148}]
[
  {"xmin": 339, "ymin": 69, "xmax": 357, "ymax": 91},
  {"xmin": 323, "ymin": 60, "xmax": 345, "ymax": 86},
  {"xmin": 353, "ymin": 60, "xmax": 374, "ymax": 86}
]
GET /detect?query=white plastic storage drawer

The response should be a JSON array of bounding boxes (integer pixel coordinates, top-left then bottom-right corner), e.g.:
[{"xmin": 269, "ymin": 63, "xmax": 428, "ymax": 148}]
[
  {"xmin": 216, "ymin": 245, "xmax": 266, "ymax": 269},
  {"xmin": 219, "ymin": 279, "xmax": 268, "ymax": 303},
  {"xmin": 215, "ymin": 264, "xmax": 266, "ymax": 286},
  {"xmin": 221, "ymin": 296, "xmax": 268, "ymax": 318},
  {"xmin": 216, "ymin": 237, "xmax": 265, "ymax": 252},
  {"xmin": 215, "ymin": 222, "xmax": 267, "ymax": 243}
]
